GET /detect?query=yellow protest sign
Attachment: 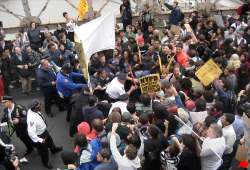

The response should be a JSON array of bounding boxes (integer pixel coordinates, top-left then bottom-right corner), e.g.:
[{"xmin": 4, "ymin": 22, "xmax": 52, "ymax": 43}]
[
  {"xmin": 195, "ymin": 59, "xmax": 222, "ymax": 86},
  {"xmin": 139, "ymin": 74, "xmax": 161, "ymax": 93}
]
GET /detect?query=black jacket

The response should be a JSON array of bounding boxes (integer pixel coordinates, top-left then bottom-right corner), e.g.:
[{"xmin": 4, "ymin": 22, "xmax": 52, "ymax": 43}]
[
  {"xmin": 69, "ymin": 92, "xmax": 89, "ymax": 137},
  {"xmin": 177, "ymin": 148, "xmax": 201, "ymax": 170},
  {"xmin": 82, "ymin": 106, "xmax": 104, "ymax": 125},
  {"xmin": 36, "ymin": 67, "xmax": 56, "ymax": 92},
  {"xmin": 11, "ymin": 52, "xmax": 31, "ymax": 77}
]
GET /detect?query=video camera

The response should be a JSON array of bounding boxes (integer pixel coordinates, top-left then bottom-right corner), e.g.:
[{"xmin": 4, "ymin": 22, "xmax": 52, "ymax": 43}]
[{"xmin": 4, "ymin": 145, "xmax": 15, "ymax": 161}]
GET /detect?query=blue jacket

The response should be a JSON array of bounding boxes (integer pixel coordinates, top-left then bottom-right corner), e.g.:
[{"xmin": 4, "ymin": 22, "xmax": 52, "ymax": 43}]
[
  {"xmin": 89, "ymin": 138, "xmax": 102, "ymax": 169},
  {"xmin": 56, "ymin": 71, "xmax": 87, "ymax": 98},
  {"xmin": 77, "ymin": 139, "xmax": 102, "ymax": 170},
  {"xmin": 164, "ymin": 3, "xmax": 182, "ymax": 25}
]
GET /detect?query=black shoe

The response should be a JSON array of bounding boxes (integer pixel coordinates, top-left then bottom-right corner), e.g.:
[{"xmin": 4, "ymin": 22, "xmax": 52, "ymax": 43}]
[
  {"xmin": 51, "ymin": 146, "xmax": 63, "ymax": 154},
  {"xmin": 59, "ymin": 106, "xmax": 65, "ymax": 112},
  {"xmin": 24, "ymin": 92, "xmax": 29, "ymax": 96},
  {"xmin": 47, "ymin": 113, "xmax": 54, "ymax": 118},
  {"xmin": 66, "ymin": 116, "xmax": 70, "ymax": 122},
  {"xmin": 44, "ymin": 162, "xmax": 53, "ymax": 169}
]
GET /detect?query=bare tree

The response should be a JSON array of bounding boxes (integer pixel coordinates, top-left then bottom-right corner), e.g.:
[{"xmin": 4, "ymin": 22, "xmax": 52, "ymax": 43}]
[{"xmin": 21, "ymin": 0, "xmax": 32, "ymax": 17}]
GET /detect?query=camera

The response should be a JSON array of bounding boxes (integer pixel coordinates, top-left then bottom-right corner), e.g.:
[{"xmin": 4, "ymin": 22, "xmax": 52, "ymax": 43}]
[{"xmin": 4, "ymin": 145, "xmax": 15, "ymax": 161}]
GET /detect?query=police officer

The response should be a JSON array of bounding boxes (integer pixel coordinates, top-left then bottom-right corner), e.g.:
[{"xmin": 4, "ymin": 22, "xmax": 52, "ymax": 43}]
[
  {"xmin": 56, "ymin": 63, "xmax": 87, "ymax": 122},
  {"xmin": 27, "ymin": 99, "xmax": 63, "ymax": 169},
  {"xmin": 1, "ymin": 96, "xmax": 34, "ymax": 156},
  {"xmin": 36, "ymin": 59, "xmax": 64, "ymax": 117}
]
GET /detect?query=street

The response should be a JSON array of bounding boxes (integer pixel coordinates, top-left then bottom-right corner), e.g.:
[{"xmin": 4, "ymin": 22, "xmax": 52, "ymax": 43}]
[{"xmin": 1, "ymin": 86, "xmax": 74, "ymax": 170}]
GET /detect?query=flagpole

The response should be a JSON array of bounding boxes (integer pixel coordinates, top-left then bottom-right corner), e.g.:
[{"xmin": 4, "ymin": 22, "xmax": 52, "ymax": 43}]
[
  {"xmin": 79, "ymin": 41, "xmax": 93, "ymax": 94},
  {"xmin": 166, "ymin": 54, "xmax": 175, "ymax": 72},
  {"xmin": 158, "ymin": 54, "xmax": 162, "ymax": 74},
  {"xmin": 136, "ymin": 39, "xmax": 142, "ymax": 63},
  {"xmin": 174, "ymin": 115, "xmax": 223, "ymax": 163}
]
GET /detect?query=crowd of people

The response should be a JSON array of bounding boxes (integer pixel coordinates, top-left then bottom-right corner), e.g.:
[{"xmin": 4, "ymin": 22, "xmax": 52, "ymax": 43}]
[{"xmin": 1, "ymin": 0, "xmax": 250, "ymax": 169}]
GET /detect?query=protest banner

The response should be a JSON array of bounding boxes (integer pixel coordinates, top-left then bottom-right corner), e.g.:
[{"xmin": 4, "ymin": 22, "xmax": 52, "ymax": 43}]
[
  {"xmin": 195, "ymin": 59, "xmax": 222, "ymax": 86},
  {"xmin": 139, "ymin": 74, "xmax": 161, "ymax": 93},
  {"xmin": 213, "ymin": 15, "xmax": 225, "ymax": 27},
  {"xmin": 190, "ymin": 111, "xmax": 208, "ymax": 124}
]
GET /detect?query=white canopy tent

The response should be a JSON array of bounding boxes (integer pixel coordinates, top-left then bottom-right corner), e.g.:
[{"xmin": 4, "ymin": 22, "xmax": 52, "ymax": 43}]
[{"xmin": 0, "ymin": 0, "xmax": 243, "ymax": 28}]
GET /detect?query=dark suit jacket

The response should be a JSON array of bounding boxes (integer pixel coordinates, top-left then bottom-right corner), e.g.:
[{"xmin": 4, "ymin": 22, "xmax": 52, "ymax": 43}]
[{"xmin": 11, "ymin": 53, "xmax": 31, "ymax": 77}]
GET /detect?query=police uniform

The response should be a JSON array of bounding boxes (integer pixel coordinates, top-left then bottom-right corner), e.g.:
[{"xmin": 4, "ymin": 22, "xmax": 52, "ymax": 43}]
[
  {"xmin": 27, "ymin": 100, "xmax": 62, "ymax": 169},
  {"xmin": 56, "ymin": 69, "xmax": 87, "ymax": 122},
  {"xmin": 1, "ymin": 96, "xmax": 33, "ymax": 155}
]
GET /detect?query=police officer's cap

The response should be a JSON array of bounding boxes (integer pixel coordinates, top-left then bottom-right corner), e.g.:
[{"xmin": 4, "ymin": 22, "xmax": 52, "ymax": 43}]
[
  {"xmin": 1, "ymin": 96, "xmax": 13, "ymax": 103},
  {"xmin": 62, "ymin": 63, "xmax": 72, "ymax": 73}
]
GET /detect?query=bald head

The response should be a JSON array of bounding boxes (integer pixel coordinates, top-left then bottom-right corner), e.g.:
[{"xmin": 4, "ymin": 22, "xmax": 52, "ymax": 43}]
[
  {"xmin": 41, "ymin": 59, "xmax": 50, "ymax": 70},
  {"xmin": 207, "ymin": 123, "xmax": 223, "ymax": 138},
  {"xmin": 15, "ymin": 47, "xmax": 21, "ymax": 55}
]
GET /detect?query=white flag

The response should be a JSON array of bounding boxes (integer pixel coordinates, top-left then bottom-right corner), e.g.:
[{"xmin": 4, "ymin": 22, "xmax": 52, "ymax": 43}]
[{"xmin": 74, "ymin": 12, "xmax": 116, "ymax": 63}]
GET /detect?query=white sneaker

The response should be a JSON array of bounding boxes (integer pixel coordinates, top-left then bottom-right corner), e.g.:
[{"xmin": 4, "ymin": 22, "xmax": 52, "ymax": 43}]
[
  {"xmin": 19, "ymin": 157, "xmax": 28, "ymax": 163},
  {"xmin": 8, "ymin": 85, "xmax": 14, "ymax": 89}
]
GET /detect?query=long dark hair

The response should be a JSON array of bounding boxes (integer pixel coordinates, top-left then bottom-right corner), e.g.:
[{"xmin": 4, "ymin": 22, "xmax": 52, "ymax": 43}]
[{"xmin": 181, "ymin": 134, "xmax": 197, "ymax": 152}]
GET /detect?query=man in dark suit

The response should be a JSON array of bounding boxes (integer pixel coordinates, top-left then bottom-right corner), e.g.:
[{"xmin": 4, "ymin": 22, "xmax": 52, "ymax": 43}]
[
  {"xmin": 1, "ymin": 96, "xmax": 34, "ymax": 156},
  {"xmin": 36, "ymin": 59, "xmax": 63, "ymax": 117},
  {"xmin": 11, "ymin": 47, "xmax": 32, "ymax": 95}
]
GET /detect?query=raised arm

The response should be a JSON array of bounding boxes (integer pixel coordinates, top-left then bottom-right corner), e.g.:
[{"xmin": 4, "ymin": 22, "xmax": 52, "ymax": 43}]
[{"xmin": 110, "ymin": 123, "xmax": 124, "ymax": 164}]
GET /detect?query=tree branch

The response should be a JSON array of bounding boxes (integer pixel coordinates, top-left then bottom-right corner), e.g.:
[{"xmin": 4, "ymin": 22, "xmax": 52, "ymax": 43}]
[
  {"xmin": 64, "ymin": 0, "xmax": 78, "ymax": 10},
  {"xmin": 21, "ymin": 0, "xmax": 32, "ymax": 17},
  {"xmin": 0, "ymin": 4, "xmax": 22, "ymax": 21},
  {"xmin": 22, "ymin": 0, "xmax": 31, "ymax": 17},
  {"xmin": 37, "ymin": 0, "xmax": 51, "ymax": 18}
]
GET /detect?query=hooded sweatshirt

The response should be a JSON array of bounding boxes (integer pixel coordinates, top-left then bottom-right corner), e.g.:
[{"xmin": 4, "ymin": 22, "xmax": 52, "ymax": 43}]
[
  {"xmin": 83, "ymin": 106, "xmax": 104, "ymax": 125},
  {"xmin": 110, "ymin": 134, "xmax": 141, "ymax": 170}
]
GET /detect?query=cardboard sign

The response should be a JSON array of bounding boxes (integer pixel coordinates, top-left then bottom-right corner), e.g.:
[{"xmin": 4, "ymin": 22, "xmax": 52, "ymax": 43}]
[
  {"xmin": 170, "ymin": 25, "xmax": 181, "ymax": 35},
  {"xmin": 139, "ymin": 74, "xmax": 161, "ymax": 93},
  {"xmin": 184, "ymin": 23, "xmax": 197, "ymax": 42},
  {"xmin": 195, "ymin": 59, "xmax": 222, "ymax": 86}
]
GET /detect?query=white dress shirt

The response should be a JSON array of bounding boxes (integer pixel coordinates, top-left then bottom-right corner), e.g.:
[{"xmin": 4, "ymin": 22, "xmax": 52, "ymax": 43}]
[
  {"xmin": 222, "ymin": 124, "xmax": 236, "ymax": 154},
  {"xmin": 7, "ymin": 103, "xmax": 15, "ymax": 121},
  {"xmin": 217, "ymin": 120, "xmax": 237, "ymax": 154},
  {"xmin": 106, "ymin": 77, "xmax": 125, "ymax": 99},
  {"xmin": 27, "ymin": 109, "xmax": 47, "ymax": 143},
  {"xmin": 109, "ymin": 101, "xmax": 128, "ymax": 115},
  {"xmin": 200, "ymin": 137, "xmax": 225, "ymax": 170}
]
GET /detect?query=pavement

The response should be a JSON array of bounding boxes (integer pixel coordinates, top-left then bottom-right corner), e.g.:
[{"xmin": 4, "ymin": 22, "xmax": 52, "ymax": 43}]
[{"xmin": 0, "ymin": 85, "xmax": 74, "ymax": 170}]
